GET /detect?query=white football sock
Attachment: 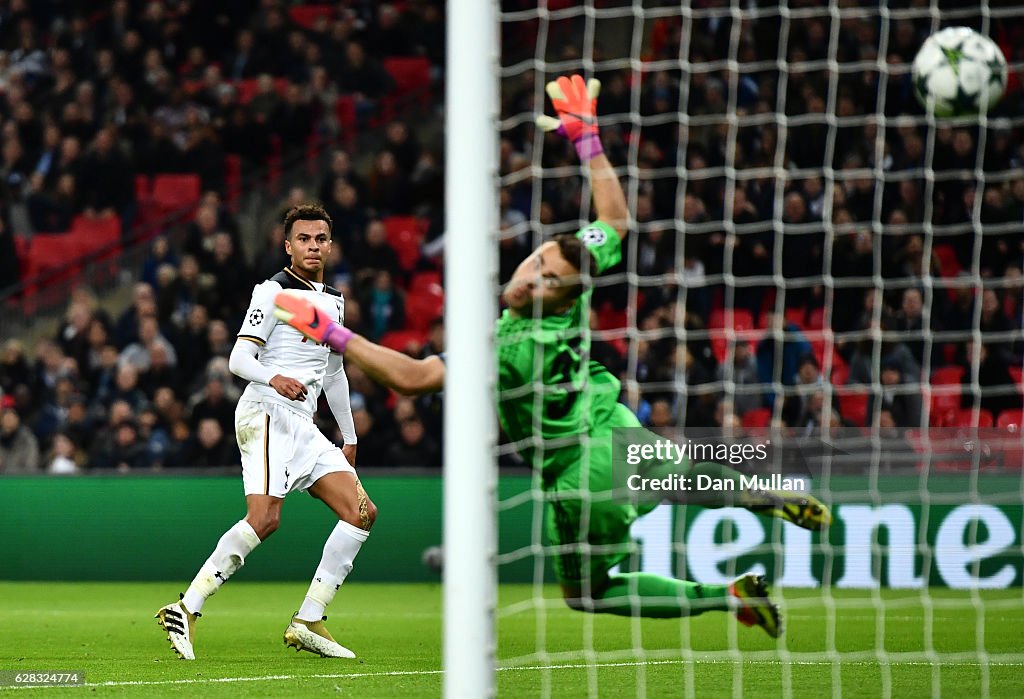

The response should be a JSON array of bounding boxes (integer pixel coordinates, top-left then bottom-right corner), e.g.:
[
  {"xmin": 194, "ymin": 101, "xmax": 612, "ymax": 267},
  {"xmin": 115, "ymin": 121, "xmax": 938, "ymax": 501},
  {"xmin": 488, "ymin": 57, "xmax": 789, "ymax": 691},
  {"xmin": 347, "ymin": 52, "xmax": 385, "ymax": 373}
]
[
  {"xmin": 182, "ymin": 520, "xmax": 261, "ymax": 614},
  {"xmin": 296, "ymin": 520, "xmax": 368, "ymax": 622}
]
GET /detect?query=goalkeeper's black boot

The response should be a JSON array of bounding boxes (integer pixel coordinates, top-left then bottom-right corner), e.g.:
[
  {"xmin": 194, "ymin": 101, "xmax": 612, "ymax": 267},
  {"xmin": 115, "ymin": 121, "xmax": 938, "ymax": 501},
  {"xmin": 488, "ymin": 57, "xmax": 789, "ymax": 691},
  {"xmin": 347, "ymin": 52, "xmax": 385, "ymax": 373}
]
[
  {"xmin": 745, "ymin": 490, "xmax": 832, "ymax": 531},
  {"xmin": 729, "ymin": 574, "xmax": 781, "ymax": 639}
]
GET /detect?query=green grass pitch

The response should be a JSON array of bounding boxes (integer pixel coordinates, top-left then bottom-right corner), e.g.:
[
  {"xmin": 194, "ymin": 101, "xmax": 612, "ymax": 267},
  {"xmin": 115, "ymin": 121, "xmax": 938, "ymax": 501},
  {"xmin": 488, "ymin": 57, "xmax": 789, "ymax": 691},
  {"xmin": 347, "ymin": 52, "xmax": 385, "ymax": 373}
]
[{"xmin": 1, "ymin": 582, "xmax": 1022, "ymax": 697}]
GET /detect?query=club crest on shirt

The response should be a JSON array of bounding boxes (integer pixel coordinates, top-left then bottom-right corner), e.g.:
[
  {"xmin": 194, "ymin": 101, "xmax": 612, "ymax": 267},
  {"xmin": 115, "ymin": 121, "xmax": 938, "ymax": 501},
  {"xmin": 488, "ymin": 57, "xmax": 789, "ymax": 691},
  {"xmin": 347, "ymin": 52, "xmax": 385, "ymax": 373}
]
[
  {"xmin": 579, "ymin": 226, "xmax": 607, "ymax": 247},
  {"xmin": 248, "ymin": 309, "xmax": 264, "ymax": 325}
]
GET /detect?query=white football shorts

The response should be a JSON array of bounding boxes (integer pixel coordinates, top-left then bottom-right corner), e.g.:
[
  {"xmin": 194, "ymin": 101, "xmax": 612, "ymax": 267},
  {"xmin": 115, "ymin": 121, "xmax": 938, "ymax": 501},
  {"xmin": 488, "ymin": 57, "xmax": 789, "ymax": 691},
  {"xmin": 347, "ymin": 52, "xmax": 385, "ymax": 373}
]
[{"xmin": 235, "ymin": 398, "xmax": 354, "ymax": 498}]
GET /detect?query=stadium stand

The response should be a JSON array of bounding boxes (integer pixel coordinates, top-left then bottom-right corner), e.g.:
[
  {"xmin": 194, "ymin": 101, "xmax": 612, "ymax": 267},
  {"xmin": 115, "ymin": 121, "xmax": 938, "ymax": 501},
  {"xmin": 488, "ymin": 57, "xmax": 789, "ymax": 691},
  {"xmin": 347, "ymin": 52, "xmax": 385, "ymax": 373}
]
[{"xmin": 0, "ymin": 1, "xmax": 1020, "ymax": 475}]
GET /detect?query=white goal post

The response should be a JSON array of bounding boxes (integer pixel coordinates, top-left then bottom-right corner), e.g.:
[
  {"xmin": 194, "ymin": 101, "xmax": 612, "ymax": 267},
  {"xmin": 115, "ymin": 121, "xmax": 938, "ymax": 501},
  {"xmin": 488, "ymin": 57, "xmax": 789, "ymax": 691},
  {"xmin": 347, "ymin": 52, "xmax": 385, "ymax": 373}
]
[{"xmin": 443, "ymin": 1, "xmax": 500, "ymax": 697}]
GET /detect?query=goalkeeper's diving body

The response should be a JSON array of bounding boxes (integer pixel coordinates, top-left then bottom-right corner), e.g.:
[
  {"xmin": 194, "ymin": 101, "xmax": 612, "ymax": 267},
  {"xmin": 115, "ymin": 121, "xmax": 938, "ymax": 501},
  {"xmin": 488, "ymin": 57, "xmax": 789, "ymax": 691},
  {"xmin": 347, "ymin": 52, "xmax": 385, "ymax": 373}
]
[{"xmin": 275, "ymin": 75, "xmax": 831, "ymax": 638}]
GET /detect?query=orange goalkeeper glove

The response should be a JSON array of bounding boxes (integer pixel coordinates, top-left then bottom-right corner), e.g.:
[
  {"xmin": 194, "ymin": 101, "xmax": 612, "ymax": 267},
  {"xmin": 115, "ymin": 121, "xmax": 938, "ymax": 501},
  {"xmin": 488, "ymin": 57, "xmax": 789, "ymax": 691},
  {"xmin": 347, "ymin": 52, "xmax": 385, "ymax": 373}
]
[
  {"xmin": 536, "ymin": 74, "xmax": 603, "ymax": 162},
  {"xmin": 273, "ymin": 290, "xmax": 354, "ymax": 353}
]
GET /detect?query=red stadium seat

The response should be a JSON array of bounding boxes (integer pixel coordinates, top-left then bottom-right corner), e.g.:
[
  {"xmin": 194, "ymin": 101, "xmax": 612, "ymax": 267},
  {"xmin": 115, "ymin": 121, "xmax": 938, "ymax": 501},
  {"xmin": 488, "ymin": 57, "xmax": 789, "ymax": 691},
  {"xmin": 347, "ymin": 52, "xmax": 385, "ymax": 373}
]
[
  {"xmin": 933, "ymin": 244, "xmax": 962, "ymax": 277},
  {"xmin": 741, "ymin": 407, "xmax": 771, "ymax": 429},
  {"xmin": 383, "ymin": 216, "xmax": 426, "ymax": 271},
  {"xmin": 409, "ymin": 271, "xmax": 442, "ymax": 294},
  {"xmin": 997, "ymin": 409, "xmax": 1024, "ymax": 431},
  {"xmin": 831, "ymin": 363, "xmax": 850, "ymax": 386},
  {"xmin": 235, "ymin": 78, "xmax": 259, "ymax": 104},
  {"xmin": 836, "ymin": 389, "xmax": 868, "ymax": 426},
  {"xmin": 134, "ymin": 174, "xmax": 151, "ymax": 201},
  {"xmin": 27, "ymin": 234, "xmax": 84, "ymax": 287},
  {"xmin": 807, "ymin": 307, "xmax": 825, "ymax": 330},
  {"xmin": 709, "ymin": 309, "xmax": 756, "ymax": 363},
  {"xmin": 380, "ymin": 57, "xmax": 432, "ymax": 119},
  {"xmin": 334, "ymin": 95, "xmax": 358, "ymax": 147},
  {"xmin": 379, "ymin": 329, "xmax": 427, "ymax": 354},
  {"xmin": 784, "ymin": 307, "xmax": 806, "ymax": 329},
  {"xmin": 709, "ymin": 308, "xmax": 753, "ymax": 331},
  {"xmin": 928, "ymin": 383, "xmax": 961, "ymax": 426},
  {"xmin": 808, "ymin": 333, "xmax": 844, "ymax": 372},
  {"xmin": 287, "ymin": 4, "xmax": 334, "ymax": 29},
  {"xmin": 150, "ymin": 174, "xmax": 202, "ymax": 219},
  {"xmin": 597, "ymin": 306, "xmax": 628, "ymax": 331},
  {"xmin": 1009, "ymin": 366, "xmax": 1023, "ymax": 391},
  {"xmin": 931, "ymin": 365, "xmax": 965, "ymax": 384},
  {"xmin": 943, "ymin": 408, "xmax": 994, "ymax": 428},
  {"xmin": 69, "ymin": 215, "xmax": 121, "ymax": 257},
  {"xmin": 405, "ymin": 287, "xmax": 444, "ymax": 332},
  {"xmin": 224, "ymin": 154, "xmax": 242, "ymax": 211}
]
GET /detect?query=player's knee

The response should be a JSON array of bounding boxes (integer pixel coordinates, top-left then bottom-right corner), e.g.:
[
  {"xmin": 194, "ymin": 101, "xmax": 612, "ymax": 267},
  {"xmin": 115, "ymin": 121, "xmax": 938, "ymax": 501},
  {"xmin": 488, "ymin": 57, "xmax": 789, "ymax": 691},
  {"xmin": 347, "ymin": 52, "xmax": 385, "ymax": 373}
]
[
  {"xmin": 338, "ymin": 497, "xmax": 377, "ymax": 531},
  {"xmin": 363, "ymin": 498, "xmax": 379, "ymax": 529},
  {"xmin": 248, "ymin": 512, "xmax": 280, "ymax": 540}
]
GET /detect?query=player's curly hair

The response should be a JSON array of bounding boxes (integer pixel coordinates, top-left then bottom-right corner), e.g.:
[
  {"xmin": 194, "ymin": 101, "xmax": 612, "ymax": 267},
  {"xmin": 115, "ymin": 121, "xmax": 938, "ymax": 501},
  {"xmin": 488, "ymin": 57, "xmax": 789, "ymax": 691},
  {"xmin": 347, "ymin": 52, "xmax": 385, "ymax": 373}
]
[
  {"xmin": 283, "ymin": 203, "xmax": 333, "ymax": 239},
  {"xmin": 553, "ymin": 234, "xmax": 597, "ymax": 301}
]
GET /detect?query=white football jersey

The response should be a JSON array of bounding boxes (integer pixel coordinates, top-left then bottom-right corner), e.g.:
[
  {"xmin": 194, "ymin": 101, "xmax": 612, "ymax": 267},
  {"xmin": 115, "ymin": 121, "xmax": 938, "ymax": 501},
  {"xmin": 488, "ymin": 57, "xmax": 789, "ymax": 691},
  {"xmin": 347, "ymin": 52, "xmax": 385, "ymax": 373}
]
[{"xmin": 236, "ymin": 267, "xmax": 345, "ymax": 417}]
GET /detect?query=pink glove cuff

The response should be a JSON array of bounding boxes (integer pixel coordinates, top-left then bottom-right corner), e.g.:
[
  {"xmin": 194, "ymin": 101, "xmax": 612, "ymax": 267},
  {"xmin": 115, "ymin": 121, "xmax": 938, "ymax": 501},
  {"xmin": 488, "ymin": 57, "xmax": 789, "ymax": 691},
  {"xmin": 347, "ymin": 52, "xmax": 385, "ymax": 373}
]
[
  {"xmin": 324, "ymin": 324, "xmax": 354, "ymax": 353},
  {"xmin": 574, "ymin": 133, "xmax": 604, "ymax": 162}
]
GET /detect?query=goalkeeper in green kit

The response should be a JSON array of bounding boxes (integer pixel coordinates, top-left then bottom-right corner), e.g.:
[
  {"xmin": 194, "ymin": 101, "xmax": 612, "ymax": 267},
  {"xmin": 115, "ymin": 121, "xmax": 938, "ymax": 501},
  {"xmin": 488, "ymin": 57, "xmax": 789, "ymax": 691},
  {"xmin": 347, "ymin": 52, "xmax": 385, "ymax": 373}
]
[{"xmin": 275, "ymin": 74, "xmax": 831, "ymax": 638}]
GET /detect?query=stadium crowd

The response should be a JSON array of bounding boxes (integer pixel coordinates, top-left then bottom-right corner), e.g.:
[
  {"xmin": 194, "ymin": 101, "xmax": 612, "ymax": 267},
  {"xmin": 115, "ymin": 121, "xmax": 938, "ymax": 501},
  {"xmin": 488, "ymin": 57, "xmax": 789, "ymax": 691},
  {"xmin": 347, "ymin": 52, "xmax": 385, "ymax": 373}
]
[
  {"xmin": 0, "ymin": 0, "xmax": 447, "ymax": 473},
  {"xmin": 0, "ymin": 2, "xmax": 1022, "ymax": 474},
  {"xmin": 499, "ymin": 3, "xmax": 1024, "ymax": 437}
]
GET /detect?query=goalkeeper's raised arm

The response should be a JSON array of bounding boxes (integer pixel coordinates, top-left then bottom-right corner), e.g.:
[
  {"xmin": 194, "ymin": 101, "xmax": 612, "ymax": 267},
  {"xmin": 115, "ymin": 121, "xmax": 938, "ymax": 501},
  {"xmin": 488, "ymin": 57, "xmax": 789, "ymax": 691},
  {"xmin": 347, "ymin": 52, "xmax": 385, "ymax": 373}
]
[{"xmin": 536, "ymin": 74, "xmax": 629, "ymax": 241}]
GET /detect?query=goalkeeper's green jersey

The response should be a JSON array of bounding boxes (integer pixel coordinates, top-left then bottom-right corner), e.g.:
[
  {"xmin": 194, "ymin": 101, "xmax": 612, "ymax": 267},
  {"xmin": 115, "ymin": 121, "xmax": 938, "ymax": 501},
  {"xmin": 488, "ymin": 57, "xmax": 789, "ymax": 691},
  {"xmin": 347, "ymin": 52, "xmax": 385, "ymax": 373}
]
[{"xmin": 496, "ymin": 221, "xmax": 622, "ymax": 483}]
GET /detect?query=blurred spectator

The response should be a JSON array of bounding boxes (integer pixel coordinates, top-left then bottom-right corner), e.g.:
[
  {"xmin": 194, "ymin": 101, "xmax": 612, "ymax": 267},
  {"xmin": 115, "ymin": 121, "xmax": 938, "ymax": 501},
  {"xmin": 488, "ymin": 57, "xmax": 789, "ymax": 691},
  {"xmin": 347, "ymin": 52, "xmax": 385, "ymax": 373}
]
[
  {"xmin": 139, "ymin": 342, "xmax": 181, "ymax": 398},
  {"xmin": 360, "ymin": 270, "xmax": 405, "ymax": 341},
  {"xmin": 113, "ymin": 282, "xmax": 158, "ymax": 348},
  {"xmin": 1, "ymin": 2, "xmax": 1020, "ymax": 471},
  {"xmin": 0, "ymin": 406, "xmax": 40, "ymax": 473},
  {"xmin": 185, "ymin": 418, "xmax": 239, "ymax": 467},
  {"xmin": 366, "ymin": 149, "xmax": 411, "ymax": 216},
  {"xmin": 351, "ymin": 219, "xmax": 401, "ymax": 287},
  {"xmin": 756, "ymin": 312, "xmax": 812, "ymax": 406},
  {"xmin": 203, "ymin": 232, "xmax": 251, "ymax": 322},
  {"xmin": 89, "ymin": 417, "xmax": 152, "ymax": 471},
  {"xmin": 717, "ymin": 341, "xmax": 762, "ymax": 416},
  {"xmin": 206, "ymin": 320, "xmax": 233, "ymax": 361},
  {"xmin": 961, "ymin": 341, "xmax": 1023, "ymax": 419},
  {"xmin": 336, "ymin": 41, "xmax": 393, "ymax": 124},
  {"xmin": 47, "ymin": 433, "xmax": 82, "ymax": 474},
  {"xmin": 848, "ymin": 321, "xmax": 920, "ymax": 390},
  {"xmin": 891, "ymin": 288, "xmax": 928, "ymax": 368},
  {"xmin": 869, "ymin": 358, "xmax": 923, "ymax": 428},
  {"xmin": 120, "ymin": 316, "xmax": 178, "ymax": 372},
  {"xmin": 0, "ymin": 340, "xmax": 30, "ymax": 397},
  {"xmin": 99, "ymin": 364, "xmax": 148, "ymax": 413},
  {"xmin": 385, "ymin": 398, "xmax": 440, "ymax": 467},
  {"xmin": 782, "ymin": 355, "xmax": 825, "ymax": 427},
  {"xmin": 0, "ymin": 208, "xmax": 19, "ymax": 289},
  {"xmin": 78, "ymin": 128, "xmax": 132, "ymax": 219},
  {"xmin": 351, "ymin": 397, "xmax": 390, "ymax": 467},
  {"xmin": 141, "ymin": 236, "xmax": 179, "ymax": 289},
  {"xmin": 187, "ymin": 372, "xmax": 236, "ymax": 436}
]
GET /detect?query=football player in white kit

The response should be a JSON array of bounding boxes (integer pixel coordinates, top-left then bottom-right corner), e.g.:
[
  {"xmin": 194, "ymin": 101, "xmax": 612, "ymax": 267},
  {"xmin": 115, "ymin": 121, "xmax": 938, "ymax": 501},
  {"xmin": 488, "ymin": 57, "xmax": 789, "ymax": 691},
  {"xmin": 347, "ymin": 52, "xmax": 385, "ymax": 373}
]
[{"xmin": 156, "ymin": 203, "xmax": 374, "ymax": 660}]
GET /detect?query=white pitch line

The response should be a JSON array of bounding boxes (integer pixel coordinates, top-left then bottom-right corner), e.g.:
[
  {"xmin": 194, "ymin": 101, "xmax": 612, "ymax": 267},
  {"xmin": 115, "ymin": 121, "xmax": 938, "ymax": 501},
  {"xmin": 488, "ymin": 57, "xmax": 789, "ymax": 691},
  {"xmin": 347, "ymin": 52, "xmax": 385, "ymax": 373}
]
[{"xmin": 5, "ymin": 658, "xmax": 1024, "ymax": 691}]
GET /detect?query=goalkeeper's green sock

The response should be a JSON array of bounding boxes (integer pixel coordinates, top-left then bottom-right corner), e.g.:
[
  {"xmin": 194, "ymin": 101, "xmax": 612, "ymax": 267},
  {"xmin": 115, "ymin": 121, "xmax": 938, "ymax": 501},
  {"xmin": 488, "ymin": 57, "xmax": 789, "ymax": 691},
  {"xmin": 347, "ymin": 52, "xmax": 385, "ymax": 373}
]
[{"xmin": 586, "ymin": 573, "xmax": 730, "ymax": 618}]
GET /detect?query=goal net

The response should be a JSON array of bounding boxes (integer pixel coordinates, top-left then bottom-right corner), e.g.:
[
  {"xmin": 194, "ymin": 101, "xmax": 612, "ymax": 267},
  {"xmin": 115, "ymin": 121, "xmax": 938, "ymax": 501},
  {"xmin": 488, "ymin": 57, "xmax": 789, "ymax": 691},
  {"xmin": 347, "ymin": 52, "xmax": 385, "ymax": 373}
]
[{"xmin": 479, "ymin": 0, "xmax": 1024, "ymax": 696}]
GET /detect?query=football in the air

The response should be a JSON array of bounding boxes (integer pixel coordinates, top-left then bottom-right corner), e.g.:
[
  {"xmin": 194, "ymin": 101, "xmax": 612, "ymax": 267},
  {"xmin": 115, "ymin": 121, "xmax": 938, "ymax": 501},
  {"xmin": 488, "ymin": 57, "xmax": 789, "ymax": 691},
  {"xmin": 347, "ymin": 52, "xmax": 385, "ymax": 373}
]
[{"xmin": 912, "ymin": 26, "xmax": 1007, "ymax": 117}]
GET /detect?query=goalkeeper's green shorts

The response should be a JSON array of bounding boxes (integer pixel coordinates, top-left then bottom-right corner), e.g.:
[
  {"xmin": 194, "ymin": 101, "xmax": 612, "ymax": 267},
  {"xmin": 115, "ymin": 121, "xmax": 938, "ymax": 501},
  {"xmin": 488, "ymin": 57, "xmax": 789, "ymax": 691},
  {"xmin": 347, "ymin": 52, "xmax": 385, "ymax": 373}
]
[{"xmin": 545, "ymin": 404, "xmax": 663, "ymax": 586}]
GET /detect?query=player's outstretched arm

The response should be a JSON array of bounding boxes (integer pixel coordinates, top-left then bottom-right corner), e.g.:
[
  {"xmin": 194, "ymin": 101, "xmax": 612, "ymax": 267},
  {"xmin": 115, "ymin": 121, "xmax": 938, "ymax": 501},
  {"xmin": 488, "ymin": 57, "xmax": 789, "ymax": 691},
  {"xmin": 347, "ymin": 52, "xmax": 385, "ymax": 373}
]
[
  {"xmin": 274, "ymin": 291, "xmax": 445, "ymax": 395},
  {"xmin": 537, "ymin": 74, "xmax": 629, "ymax": 240},
  {"xmin": 346, "ymin": 337, "xmax": 445, "ymax": 396}
]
